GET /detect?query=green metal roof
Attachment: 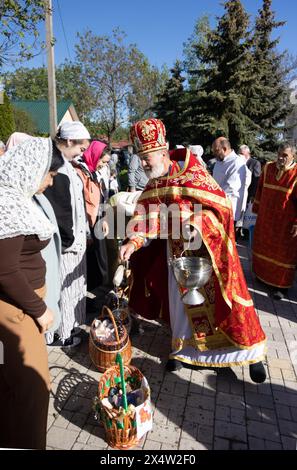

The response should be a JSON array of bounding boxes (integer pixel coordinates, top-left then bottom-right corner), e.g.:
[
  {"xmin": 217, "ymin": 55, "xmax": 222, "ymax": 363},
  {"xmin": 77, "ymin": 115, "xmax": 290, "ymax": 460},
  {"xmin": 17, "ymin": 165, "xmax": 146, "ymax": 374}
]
[{"xmin": 12, "ymin": 100, "xmax": 73, "ymax": 134}]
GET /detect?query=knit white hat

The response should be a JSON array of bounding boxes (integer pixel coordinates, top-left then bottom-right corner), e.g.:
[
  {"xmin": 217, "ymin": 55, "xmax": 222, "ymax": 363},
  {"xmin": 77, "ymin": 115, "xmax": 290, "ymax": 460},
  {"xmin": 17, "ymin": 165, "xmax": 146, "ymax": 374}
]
[{"xmin": 59, "ymin": 121, "xmax": 91, "ymax": 140}]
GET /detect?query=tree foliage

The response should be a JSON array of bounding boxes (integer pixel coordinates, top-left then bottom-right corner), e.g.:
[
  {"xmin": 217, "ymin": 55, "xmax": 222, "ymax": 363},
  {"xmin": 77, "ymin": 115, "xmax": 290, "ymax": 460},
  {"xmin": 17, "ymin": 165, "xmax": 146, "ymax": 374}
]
[
  {"xmin": 153, "ymin": 0, "xmax": 292, "ymax": 154},
  {"xmin": 247, "ymin": 0, "xmax": 292, "ymax": 155},
  {"xmin": 3, "ymin": 27, "xmax": 167, "ymax": 140},
  {"xmin": 187, "ymin": 0, "xmax": 255, "ymax": 150},
  {"xmin": 0, "ymin": 0, "xmax": 46, "ymax": 68},
  {"xmin": 83, "ymin": 118, "xmax": 129, "ymax": 142},
  {"xmin": 4, "ymin": 62, "xmax": 94, "ymax": 119},
  {"xmin": 0, "ymin": 92, "xmax": 15, "ymax": 142},
  {"xmin": 183, "ymin": 15, "xmax": 211, "ymax": 90},
  {"xmin": 3, "ymin": 0, "xmax": 292, "ymax": 154},
  {"xmin": 12, "ymin": 106, "xmax": 37, "ymax": 134},
  {"xmin": 154, "ymin": 61, "xmax": 189, "ymax": 148},
  {"xmin": 74, "ymin": 28, "xmax": 167, "ymax": 143},
  {"xmin": 127, "ymin": 57, "xmax": 169, "ymax": 122},
  {"xmin": 4, "ymin": 66, "xmax": 48, "ymax": 100},
  {"xmin": 74, "ymin": 29, "xmax": 139, "ymax": 141},
  {"xmin": 56, "ymin": 61, "xmax": 95, "ymax": 120}
]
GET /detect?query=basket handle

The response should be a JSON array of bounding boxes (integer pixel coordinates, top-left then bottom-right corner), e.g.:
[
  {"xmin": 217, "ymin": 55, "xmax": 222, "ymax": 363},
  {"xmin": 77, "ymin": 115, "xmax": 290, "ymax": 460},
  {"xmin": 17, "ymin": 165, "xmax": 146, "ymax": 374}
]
[{"xmin": 101, "ymin": 305, "xmax": 121, "ymax": 346}]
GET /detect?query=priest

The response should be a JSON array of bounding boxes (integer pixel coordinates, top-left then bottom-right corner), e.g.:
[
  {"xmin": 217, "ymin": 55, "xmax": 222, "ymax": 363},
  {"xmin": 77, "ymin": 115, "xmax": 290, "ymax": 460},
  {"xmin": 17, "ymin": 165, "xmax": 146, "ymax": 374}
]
[
  {"xmin": 252, "ymin": 143, "xmax": 297, "ymax": 300},
  {"xmin": 120, "ymin": 118, "xmax": 267, "ymax": 383}
]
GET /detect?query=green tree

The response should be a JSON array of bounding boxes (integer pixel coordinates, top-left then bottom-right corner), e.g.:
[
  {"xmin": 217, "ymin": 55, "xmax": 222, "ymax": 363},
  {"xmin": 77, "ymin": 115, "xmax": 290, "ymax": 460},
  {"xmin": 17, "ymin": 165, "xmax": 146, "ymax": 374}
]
[
  {"xmin": 56, "ymin": 61, "xmax": 95, "ymax": 121},
  {"xmin": 75, "ymin": 29, "xmax": 167, "ymax": 143},
  {"xmin": 0, "ymin": 92, "xmax": 15, "ymax": 142},
  {"xmin": 154, "ymin": 61, "xmax": 188, "ymax": 148},
  {"xmin": 74, "ymin": 29, "xmax": 139, "ymax": 143},
  {"xmin": 188, "ymin": 0, "xmax": 256, "ymax": 150},
  {"xmin": 112, "ymin": 126, "xmax": 129, "ymax": 142},
  {"xmin": 82, "ymin": 119, "xmax": 106, "ymax": 140},
  {"xmin": 0, "ymin": 0, "xmax": 46, "ymax": 68},
  {"xmin": 248, "ymin": 0, "xmax": 292, "ymax": 155},
  {"xmin": 12, "ymin": 106, "xmax": 37, "ymax": 134},
  {"xmin": 127, "ymin": 57, "xmax": 169, "ymax": 122},
  {"xmin": 4, "ymin": 66, "xmax": 48, "ymax": 100},
  {"xmin": 4, "ymin": 63, "xmax": 94, "ymax": 120},
  {"xmin": 4, "ymin": 29, "xmax": 166, "ymax": 132},
  {"xmin": 183, "ymin": 15, "xmax": 211, "ymax": 90},
  {"xmin": 83, "ymin": 119, "xmax": 129, "ymax": 143}
]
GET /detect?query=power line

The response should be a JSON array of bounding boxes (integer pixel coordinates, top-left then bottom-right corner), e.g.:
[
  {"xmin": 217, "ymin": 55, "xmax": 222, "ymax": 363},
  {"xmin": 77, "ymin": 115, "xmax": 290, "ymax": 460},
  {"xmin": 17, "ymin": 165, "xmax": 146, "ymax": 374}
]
[{"xmin": 55, "ymin": 0, "xmax": 72, "ymax": 61}]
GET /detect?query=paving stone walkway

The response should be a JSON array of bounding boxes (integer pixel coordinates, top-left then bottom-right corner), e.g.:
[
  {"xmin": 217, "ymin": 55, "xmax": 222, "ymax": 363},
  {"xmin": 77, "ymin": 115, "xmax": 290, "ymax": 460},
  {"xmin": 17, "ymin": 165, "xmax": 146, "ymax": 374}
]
[{"xmin": 46, "ymin": 240, "xmax": 297, "ymax": 450}]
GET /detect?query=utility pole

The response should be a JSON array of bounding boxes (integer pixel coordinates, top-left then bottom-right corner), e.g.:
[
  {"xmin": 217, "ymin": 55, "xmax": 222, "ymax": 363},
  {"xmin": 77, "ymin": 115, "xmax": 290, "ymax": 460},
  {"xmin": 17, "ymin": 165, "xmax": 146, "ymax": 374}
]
[{"xmin": 45, "ymin": 0, "xmax": 57, "ymax": 137}]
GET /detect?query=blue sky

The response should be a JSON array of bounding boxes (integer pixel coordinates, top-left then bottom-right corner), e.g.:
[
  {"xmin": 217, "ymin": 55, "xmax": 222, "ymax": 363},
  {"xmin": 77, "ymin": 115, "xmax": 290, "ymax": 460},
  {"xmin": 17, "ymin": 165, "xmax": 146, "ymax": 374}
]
[{"xmin": 13, "ymin": 0, "xmax": 297, "ymax": 70}]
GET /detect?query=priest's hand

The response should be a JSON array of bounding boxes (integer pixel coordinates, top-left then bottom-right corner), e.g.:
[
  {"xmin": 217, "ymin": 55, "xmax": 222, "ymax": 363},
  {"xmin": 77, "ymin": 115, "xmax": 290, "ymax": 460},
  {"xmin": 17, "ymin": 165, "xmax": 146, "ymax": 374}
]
[
  {"xmin": 119, "ymin": 242, "xmax": 135, "ymax": 261},
  {"xmin": 291, "ymin": 225, "xmax": 297, "ymax": 238}
]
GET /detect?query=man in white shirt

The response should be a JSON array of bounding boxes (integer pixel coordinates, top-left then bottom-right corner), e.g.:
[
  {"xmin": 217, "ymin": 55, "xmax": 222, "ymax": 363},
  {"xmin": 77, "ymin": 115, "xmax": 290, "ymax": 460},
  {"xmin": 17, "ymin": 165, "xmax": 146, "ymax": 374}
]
[{"xmin": 212, "ymin": 137, "xmax": 249, "ymax": 222}]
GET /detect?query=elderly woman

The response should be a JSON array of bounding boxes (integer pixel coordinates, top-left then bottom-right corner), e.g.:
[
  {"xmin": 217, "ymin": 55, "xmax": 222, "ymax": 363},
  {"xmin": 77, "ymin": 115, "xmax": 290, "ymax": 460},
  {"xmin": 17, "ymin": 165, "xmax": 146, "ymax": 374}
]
[
  {"xmin": 5, "ymin": 132, "xmax": 63, "ymax": 346},
  {"xmin": 0, "ymin": 138, "xmax": 64, "ymax": 449},
  {"xmin": 74, "ymin": 140, "xmax": 111, "ymax": 228},
  {"xmin": 5, "ymin": 132, "xmax": 33, "ymax": 150},
  {"xmin": 44, "ymin": 121, "xmax": 91, "ymax": 346},
  {"xmin": 73, "ymin": 141, "xmax": 111, "ymax": 292}
]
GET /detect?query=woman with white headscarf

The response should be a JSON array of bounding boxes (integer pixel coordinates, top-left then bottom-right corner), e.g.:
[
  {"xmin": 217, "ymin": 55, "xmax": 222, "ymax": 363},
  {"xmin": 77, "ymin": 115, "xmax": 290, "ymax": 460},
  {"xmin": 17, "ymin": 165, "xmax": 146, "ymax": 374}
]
[
  {"xmin": 0, "ymin": 138, "xmax": 64, "ymax": 449},
  {"xmin": 5, "ymin": 131, "xmax": 34, "ymax": 150},
  {"xmin": 5, "ymin": 131, "xmax": 63, "ymax": 346},
  {"xmin": 44, "ymin": 121, "xmax": 91, "ymax": 347}
]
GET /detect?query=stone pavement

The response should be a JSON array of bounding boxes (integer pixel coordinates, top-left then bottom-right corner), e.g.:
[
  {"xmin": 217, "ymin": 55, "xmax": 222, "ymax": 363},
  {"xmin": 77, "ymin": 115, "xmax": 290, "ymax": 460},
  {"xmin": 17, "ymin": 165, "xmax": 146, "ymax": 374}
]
[{"xmin": 46, "ymin": 240, "xmax": 297, "ymax": 450}]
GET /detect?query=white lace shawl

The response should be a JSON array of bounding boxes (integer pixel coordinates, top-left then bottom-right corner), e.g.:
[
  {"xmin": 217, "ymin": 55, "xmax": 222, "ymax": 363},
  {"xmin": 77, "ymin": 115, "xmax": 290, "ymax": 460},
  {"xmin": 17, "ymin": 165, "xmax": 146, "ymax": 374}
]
[{"xmin": 0, "ymin": 137, "xmax": 55, "ymax": 240}]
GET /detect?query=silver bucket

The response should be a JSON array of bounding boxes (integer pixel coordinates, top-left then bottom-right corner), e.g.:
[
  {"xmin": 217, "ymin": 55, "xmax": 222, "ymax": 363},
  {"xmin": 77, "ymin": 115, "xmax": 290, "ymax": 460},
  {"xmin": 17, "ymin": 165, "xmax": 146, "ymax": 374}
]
[{"xmin": 170, "ymin": 257, "xmax": 213, "ymax": 305}]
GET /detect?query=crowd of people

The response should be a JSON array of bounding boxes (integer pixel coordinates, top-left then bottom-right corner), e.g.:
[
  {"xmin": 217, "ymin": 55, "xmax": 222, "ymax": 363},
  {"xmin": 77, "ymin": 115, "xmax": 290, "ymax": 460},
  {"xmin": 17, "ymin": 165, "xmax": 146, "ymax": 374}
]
[{"xmin": 0, "ymin": 117, "xmax": 296, "ymax": 449}]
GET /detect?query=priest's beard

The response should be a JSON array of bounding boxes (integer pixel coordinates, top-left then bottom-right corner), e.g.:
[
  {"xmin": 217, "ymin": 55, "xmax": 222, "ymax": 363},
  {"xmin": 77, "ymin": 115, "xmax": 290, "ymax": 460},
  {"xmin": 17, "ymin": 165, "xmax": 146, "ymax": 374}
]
[{"xmin": 145, "ymin": 162, "xmax": 165, "ymax": 179}]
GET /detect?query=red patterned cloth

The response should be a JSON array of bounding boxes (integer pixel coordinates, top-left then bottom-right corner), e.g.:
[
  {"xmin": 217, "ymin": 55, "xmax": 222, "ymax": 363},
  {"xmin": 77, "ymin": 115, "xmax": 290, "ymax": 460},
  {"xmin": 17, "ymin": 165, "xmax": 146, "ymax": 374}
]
[
  {"xmin": 252, "ymin": 161, "xmax": 297, "ymax": 288},
  {"xmin": 130, "ymin": 118, "xmax": 168, "ymax": 156},
  {"xmin": 129, "ymin": 148, "xmax": 266, "ymax": 349}
]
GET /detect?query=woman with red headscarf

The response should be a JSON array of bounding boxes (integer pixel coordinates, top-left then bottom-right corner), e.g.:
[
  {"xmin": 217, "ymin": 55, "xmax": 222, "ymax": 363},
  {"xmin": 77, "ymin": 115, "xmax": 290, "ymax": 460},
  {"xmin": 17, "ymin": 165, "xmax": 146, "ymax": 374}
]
[
  {"xmin": 74, "ymin": 141, "xmax": 110, "ymax": 226},
  {"xmin": 74, "ymin": 141, "xmax": 111, "ymax": 291}
]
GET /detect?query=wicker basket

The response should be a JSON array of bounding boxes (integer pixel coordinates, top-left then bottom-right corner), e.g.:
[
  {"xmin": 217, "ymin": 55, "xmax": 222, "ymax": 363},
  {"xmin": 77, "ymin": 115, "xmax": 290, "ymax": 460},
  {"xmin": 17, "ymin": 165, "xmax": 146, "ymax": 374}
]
[
  {"xmin": 112, "ymin": 307, "xmax": 132, "ymax": 335},
  {"xmin": 97, "ymin": 364, "xmax": 146, "ymax": 449},
  {"xmin": 89, "ymin": 306, "xmax": 132, "ymax": 372}
]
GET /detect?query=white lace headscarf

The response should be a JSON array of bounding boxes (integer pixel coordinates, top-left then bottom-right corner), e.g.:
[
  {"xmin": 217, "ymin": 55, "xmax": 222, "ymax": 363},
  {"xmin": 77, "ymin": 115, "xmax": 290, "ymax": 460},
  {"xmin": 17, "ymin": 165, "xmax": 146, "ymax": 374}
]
[
  {"xmin": 0, "ymin": 137, "xmax": 55, "ymax": 240},
  {"xmin": 5, "ymin": 131, "xmax": 32, "ymax": 150}
]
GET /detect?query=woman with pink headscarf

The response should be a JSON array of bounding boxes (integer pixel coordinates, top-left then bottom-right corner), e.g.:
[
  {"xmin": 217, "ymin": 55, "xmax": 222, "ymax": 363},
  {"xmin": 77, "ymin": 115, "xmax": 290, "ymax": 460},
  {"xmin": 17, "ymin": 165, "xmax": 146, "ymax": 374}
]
[
  {"xmin": 74, "ymin": 140, "xmax": 110, "ymax": 226},
  {"xmin": 73, "ymin": 140, "xmax": 111, "ymax": 291}
]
